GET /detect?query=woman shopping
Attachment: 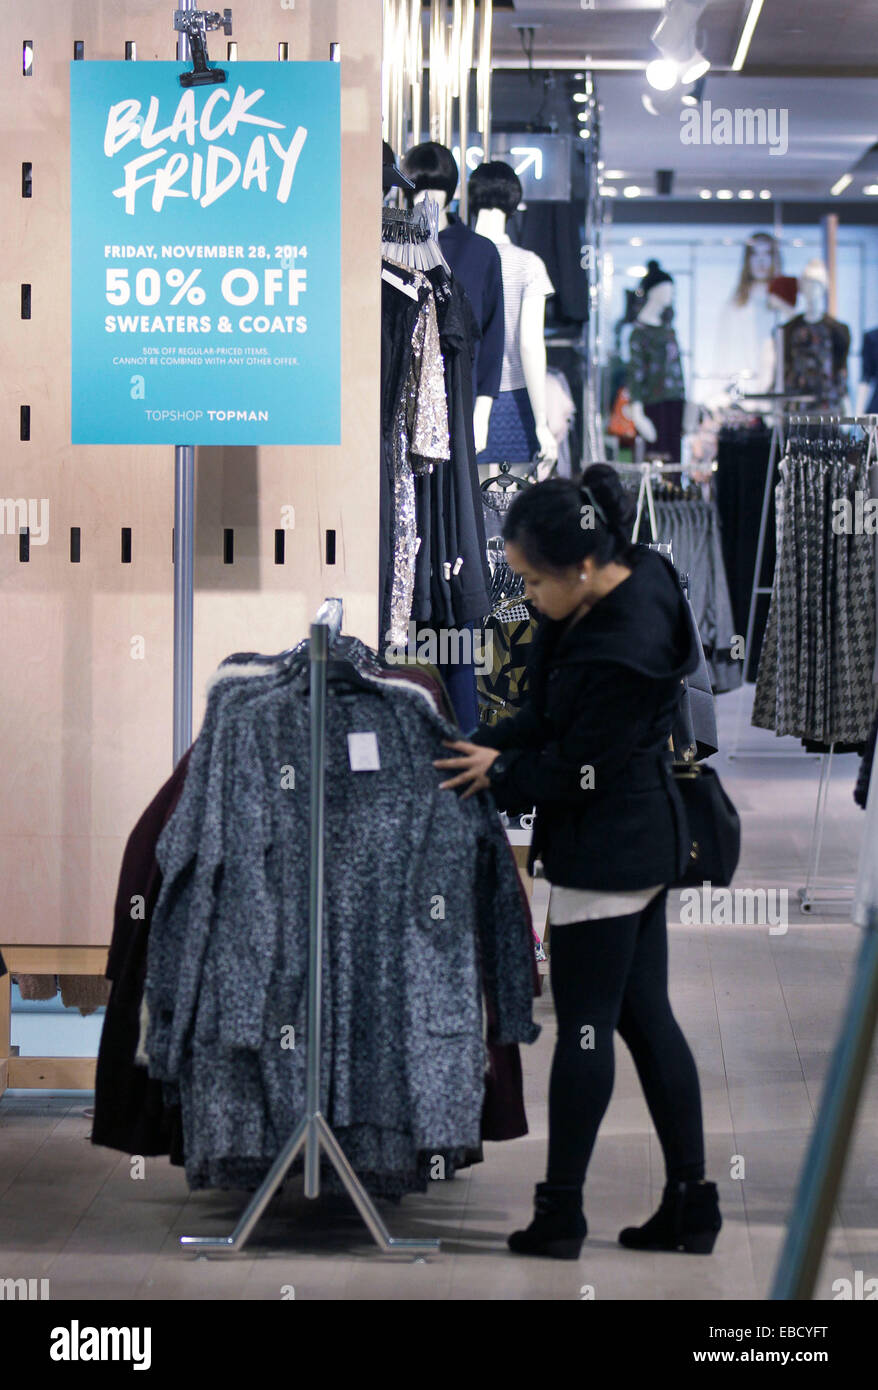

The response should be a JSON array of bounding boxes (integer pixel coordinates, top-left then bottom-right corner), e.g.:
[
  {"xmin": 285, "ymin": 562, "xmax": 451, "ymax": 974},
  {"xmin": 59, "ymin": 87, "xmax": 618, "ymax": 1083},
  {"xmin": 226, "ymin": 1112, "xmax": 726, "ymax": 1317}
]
[{"xmin": 434, "ymin": 466, "xmax": 722, "ymax": 1261}]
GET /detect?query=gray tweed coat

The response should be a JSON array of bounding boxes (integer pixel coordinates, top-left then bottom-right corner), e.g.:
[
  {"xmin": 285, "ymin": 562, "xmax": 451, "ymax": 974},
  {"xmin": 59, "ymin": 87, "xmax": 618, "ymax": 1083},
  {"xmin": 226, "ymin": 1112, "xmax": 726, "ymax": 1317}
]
[{"xmin": 145, "ymin": 658, "xmax": 538, "ymax": 1190}]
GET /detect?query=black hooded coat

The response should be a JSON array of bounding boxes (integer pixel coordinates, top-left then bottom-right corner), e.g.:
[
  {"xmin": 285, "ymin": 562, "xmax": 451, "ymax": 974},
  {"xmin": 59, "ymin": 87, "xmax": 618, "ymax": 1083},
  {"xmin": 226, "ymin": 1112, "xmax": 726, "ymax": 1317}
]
[{"xmin": 472, "ymin": 546, "xmax": 700, "ymax": 891}]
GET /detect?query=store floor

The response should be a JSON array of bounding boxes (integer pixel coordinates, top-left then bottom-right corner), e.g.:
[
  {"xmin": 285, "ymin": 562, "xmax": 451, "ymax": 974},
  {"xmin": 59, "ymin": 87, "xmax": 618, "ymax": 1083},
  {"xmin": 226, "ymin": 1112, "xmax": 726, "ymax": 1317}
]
[{"xmin": 2, "ymin": 686, "xmax": 877, "ymax": 1301}]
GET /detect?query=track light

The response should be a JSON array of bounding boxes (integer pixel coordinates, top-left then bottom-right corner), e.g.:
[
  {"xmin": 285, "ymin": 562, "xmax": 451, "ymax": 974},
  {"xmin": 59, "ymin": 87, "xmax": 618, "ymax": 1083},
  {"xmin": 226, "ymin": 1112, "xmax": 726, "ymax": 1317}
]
[
  {"xmin": 681, "ymin": 53, "xmax": 709, "ymax": 84},
  {"xmin": 646, "ymin": 58, "xmax": 678, "ymax": 91},
  {"xmin": 649, "ymin": 0, "xmax": 710, "ymax": 93}
]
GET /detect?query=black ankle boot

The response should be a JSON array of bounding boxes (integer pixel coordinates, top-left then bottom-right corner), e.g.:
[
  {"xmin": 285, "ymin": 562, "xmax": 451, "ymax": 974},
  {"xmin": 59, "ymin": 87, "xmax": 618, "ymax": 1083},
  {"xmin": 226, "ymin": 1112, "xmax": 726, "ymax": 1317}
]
[
  {"xmin": 508, "ymin": 1183, "xmax": 587, "ymax": 1260},
  {"xmin": 619, "ymin": 1179, "xmax": 721, "ymax": 1254}
]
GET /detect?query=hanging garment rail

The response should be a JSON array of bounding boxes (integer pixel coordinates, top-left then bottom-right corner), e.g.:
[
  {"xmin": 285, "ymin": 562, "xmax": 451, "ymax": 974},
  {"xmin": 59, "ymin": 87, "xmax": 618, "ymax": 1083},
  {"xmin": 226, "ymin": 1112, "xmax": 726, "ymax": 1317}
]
[
  {"xmin": 179, "ymin": 599, "xmax": 439, "ymax": 1257},
  {"xmin": 791, "ymin": 415, "xmax": 878, "ymax": 913},
  {"xmin": 749, "ymin": 413, "xmax": 878, "ymax": 913},
  {"xmin": 725, "ymin": 392, "xmax": 818, "ymax": 761},
  {"xmin": 610, "ymin": 460, "xmax": 680, "ymax": 543}
]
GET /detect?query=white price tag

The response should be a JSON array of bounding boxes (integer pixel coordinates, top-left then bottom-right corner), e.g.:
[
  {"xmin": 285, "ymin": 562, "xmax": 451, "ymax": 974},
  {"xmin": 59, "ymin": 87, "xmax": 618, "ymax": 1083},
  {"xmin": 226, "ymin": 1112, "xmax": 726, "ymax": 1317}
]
[{"xmin": 347, "ymin": 731, "xmax": 381, "ymax": 771}]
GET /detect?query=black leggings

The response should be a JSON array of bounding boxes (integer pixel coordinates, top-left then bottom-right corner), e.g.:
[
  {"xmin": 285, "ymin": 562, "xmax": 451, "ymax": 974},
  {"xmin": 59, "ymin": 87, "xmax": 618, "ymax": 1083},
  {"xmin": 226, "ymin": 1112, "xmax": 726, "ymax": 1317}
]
[{"xmin": 546, "ymin": 889, "xmax": 705, "ymax": 1191}]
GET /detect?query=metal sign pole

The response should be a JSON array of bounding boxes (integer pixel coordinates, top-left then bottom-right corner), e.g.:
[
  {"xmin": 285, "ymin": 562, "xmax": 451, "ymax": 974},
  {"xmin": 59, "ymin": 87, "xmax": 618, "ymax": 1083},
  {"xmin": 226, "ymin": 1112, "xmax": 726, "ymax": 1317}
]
[{"xmin": 172, "ymin": 1, "xmax": 197, "ymax": 766}]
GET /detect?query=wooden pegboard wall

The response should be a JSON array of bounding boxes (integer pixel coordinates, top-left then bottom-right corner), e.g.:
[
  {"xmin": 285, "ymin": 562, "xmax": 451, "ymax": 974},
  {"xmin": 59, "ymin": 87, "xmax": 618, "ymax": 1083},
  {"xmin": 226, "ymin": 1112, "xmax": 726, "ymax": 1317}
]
[{"xmin": 0, "ymin": 1, "xmax": 381, "ymax": 948}]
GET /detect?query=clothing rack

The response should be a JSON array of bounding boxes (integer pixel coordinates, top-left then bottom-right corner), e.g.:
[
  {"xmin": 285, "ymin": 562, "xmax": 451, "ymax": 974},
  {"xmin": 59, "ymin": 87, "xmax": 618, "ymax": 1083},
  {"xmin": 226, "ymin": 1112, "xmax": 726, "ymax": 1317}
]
[
  {"xmin": 609, "ymin": 460, "xmax": 683, "ymax": 544},
  {"xmin": 179, "ymin": 599, "xmax": 440, "ymax": 1257},
  {"xmin": 746, "ymin": 414, "xmax": 878, "ymax": 914},
  {"xmin": 792, "ymin": 415, "xmax": 878, "ymax": 913},
  {"xmin": 726, "ymin": 392, "xmax": 817, "ymax": 762}
]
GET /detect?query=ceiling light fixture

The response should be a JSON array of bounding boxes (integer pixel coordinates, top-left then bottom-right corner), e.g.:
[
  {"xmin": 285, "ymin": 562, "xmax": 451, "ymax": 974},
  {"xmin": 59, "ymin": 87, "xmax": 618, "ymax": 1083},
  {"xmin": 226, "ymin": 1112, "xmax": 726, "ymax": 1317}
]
[
  {"xmin": 579, "ymin": 128, "xmax": 591, "ymax": 139},
  {"xmin": 627, "ymin": 265, "xmax": 648, "ymax": 278},
  {"xmin": 603, "ymin": 170, "xmax": 624, "ymax": 180},
  {"xmin": 759, "ymin": 189, "xmax": 772, "ymax": 199},
  {"xmin": 716, "ymin": 189, "xmax": 733, "ymax": 200},
  {"xmin": 623, "ymin": 185, "xmax": 641, "ymax": 198},
  {"xmin": 645, "ymin": 57, "xmax": 678, "ymax": 91},
  {"xmin": 830, "ymin": 173, "xmax": 852, "ymax": 196},
  {"xmin": 599, "ymin": 185, "xmax": 618, "ymax": 197},
  {"xmin": 681, "ymin": 54, "xmax": 710, "ymax": 84},
  {"xmin": 864, "ymin": 184, "xmax": 878, "ymax": 195},
  {"xmin": 572, "ymin": 92, "xmax": 586, "ymax": 102},
  {"xmin": 699, "ymin": 189, "xmax": 712, "ymax": 199},
  {"xmin": 732, "ymin": 0, "xmax": 765, "ymax": 72},
  {"xmin": 630, "ymin": 237, "xmax": 644, "ymax": 246},
  {"xmin": 738, "ymin": 189, "xmax": 754, "ymax": 199}
]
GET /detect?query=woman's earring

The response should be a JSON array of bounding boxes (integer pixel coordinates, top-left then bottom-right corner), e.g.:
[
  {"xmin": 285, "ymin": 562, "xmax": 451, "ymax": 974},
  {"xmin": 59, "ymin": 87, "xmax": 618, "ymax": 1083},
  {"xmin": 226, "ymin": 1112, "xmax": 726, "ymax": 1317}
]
[{"xmin": 580, "ymin": 572, "xmax": 587, "ymax": 583}]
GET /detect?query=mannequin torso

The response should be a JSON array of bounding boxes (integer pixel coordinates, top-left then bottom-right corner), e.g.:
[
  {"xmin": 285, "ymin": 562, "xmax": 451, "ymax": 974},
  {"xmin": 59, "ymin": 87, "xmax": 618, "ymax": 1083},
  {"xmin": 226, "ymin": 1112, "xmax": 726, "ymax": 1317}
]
[
  {"xmin": 628, "ymin": 282, "xmax": 685, "ymax": 453},
  {"xmin": 475, "ymin": 207, "xmax": 557, "ymax": 465}
]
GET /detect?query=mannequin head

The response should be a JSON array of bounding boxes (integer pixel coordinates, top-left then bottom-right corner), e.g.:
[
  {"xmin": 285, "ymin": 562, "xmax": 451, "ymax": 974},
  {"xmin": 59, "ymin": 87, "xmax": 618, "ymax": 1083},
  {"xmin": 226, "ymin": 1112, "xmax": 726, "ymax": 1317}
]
[
  {"xmin": 636, "ymin": 261, "xmax": 674, "ymax": 322},
  {"xmin": 400, "ymin": 141, "xmax": 459, "ymax": 209},
  {"xmin": 468, "ymin": 161, "xmax": 522, "ymax": 220},
  {"xmin": 801, "ymin": 276, "xmax": 828, "ymax": 321},
  {"xmin": 733, "ymin": 232, "xmax": 782, "ymax": 306}
]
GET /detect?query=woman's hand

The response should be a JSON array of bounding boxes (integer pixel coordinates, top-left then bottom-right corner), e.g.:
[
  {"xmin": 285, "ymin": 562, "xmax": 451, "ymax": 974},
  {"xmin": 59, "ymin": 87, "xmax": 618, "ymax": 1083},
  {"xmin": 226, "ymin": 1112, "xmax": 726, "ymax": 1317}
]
[{"xmin": 434, "ymin": 740, "xmax": 501, "ymax": 800}]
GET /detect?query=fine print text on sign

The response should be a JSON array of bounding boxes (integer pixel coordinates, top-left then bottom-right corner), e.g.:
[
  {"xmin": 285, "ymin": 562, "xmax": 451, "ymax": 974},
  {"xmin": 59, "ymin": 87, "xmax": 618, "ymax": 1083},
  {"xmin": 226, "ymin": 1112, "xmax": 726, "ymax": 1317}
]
[{"xmin": 70, "ymin": 62, "xmax": 341, "ymax": 445}]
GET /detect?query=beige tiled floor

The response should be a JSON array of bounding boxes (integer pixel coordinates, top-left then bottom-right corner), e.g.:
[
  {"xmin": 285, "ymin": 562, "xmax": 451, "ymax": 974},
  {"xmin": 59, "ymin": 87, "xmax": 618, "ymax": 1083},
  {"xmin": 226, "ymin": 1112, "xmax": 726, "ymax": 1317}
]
[{"xmin": 1, "ymin": 686, "xmax": 876, "ymax": 1300}]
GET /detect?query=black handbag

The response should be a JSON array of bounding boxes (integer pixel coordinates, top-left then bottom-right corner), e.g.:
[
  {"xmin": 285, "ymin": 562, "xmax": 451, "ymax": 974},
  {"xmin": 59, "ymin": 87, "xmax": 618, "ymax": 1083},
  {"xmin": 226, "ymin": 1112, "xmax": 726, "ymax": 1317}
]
[{"xmin": 670, "ymin": 760, "xmax": 741, "ymax": 888}]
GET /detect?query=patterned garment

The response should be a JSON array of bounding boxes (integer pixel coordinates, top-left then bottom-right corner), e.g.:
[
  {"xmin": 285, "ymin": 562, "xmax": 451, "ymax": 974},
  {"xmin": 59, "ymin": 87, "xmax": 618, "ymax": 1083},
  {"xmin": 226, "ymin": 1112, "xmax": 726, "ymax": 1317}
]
[
  {"xmin": 753, "ymin": 448, "xmax": 876, "ymax": 744},
  {"xmin": 387, "ymin": 269, "xmax": 450, "ymax": 646},
  {"xmin": 476, "ymin": 597, "xmax": 539, "ymax": 726},
  {"xmin": 782, "ymin": 315, "xmax": 850, "ymax": 411},
  {"xmin": 628, "ymin": 321, "xmax": 685, "ymax": 407}
]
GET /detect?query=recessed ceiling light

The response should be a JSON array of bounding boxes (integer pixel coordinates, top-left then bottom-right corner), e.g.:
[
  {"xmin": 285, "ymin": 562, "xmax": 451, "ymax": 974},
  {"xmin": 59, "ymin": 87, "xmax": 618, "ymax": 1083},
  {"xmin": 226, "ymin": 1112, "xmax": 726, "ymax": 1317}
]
[
  {"xmin": 681, "ymin": 93, "xmax": 698, "ymax": 106},
  {"xmin": 623, "ymin": 185, "xmax": 641, "ymax": 198},
  {"xmin": 597, "ymin": 160, "xmax": 605, "ymax": 171},
  {"xmin": 699, "ymin": 189, "xmax": 712, "ymax": 200},
  {"xmin": 572, "ymin": 92, "xmax": 587, "ymax": 103},
  {"xmin": 579, "ymin": 128, "xmax": 591, "ymax": 139},
  {"xmin": 599, "ymin": 186, "xmax": 618, "ymax": 198},
  {"xmin": 630, "ymin": 237, "xmax": 643, "ymax": 246},
  {"xmin": 578, "ymin": 111, "xmax": 589, "ymax": 121},
  {"xmin": 603, "ymin": 171, "xmax": 624, "ymax": 180},
  {"xmin": 759, "ymin": 189, "xmax": 772, "ymax": 199},
  {"xmin": 645, "ymin": 58, "xmax": 678, "ymax": 92},
  {"xmin": 627, "ymin": 265, "xmax": 648, "ymax": 278},
  {"xmin": 716, "ymin": 189, "xmax": 733, "ymax": 200},
  {"xmin": 864, "ymin": 184, "xmax": 878, "ymax": 195},
  {"xmin": 830, "ymin": 173, "xmax": 852, "ymax": 196},
  {"xmin": 738, "ymin": 189, "xmax": 755, "ymax": 199}
]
